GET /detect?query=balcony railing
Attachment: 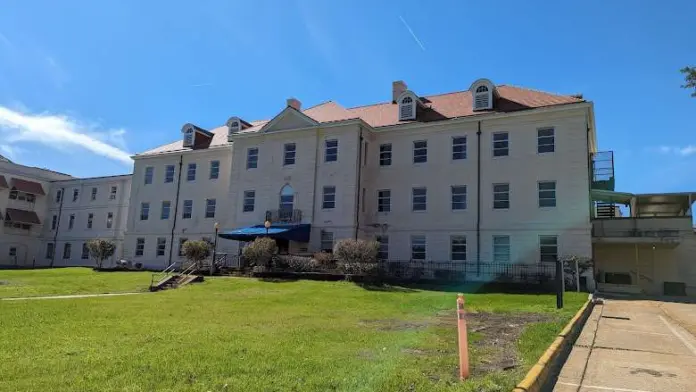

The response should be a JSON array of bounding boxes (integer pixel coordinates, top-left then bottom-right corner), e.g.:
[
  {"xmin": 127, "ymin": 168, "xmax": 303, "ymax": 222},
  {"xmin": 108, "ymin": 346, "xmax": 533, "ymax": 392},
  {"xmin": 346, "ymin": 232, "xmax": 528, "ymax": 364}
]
[
  {"xmin": 265, "ymin": 209, "xmax": 302, "ymax": 224},
  {"xmin": 591, "ymin": 151, "xmax": 615, "ymax": 191},
  {"xmin": 592, "ymin": 217, "xmax": 691, "ymax": 240}
]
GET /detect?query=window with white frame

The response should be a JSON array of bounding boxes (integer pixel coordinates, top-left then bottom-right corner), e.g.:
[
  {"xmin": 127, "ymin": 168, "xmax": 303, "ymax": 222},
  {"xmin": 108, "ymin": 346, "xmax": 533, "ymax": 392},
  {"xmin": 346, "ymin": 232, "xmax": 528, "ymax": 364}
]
[
  {"xmin": 538, "ymin": 181, "xmax": 557, "ymax": 208},
  {"xmin": 412, "ymin": 187, "xmax": 427, "ymax": 211},
  {"xmin": 243, "ymin": 190, "xmax": 255, "ymax": 212},
  {"xmin": 210, "ymin": 160, "xmax": 220, "ymax": 179},
  {"xmin": 63, "ymin": 243, "xmax": 72, "ymax": 259},
  {"xmin": 135, "ymin": 238, "xmax": 145, "ymax": 257},
  {"xmin": 9, "ymin": 247, "xmax": 16, "ymax": 258},
  {"xmin": 452, "ymin": 136, "xmax": 467, "ymax": 160},
  {"xmin": 378, "ymin": 189, "xmax": 391, "ymax": 212},
  {"xmin": 493, "ymin": 236, "xmax": 511, "ymax": 262},
  {"xmin": 322, "ymin": 186, "xmax": 336, "ymax": 209},
  {"xmin": 182, "ymin": 200, "xmax": 193, "ymax": 219},
  {"xmin": 379, "ymin": 143, "xmax": 392, "ymax": 166},
  {"xmin": 493, "ymin": 183, "xmax": 510, "ymax": 209},
  {"xmin": 399, "ymin": 95, "xmax": 416, "ymax": 120},
  {"xmin": 56, "ymin": 189, "xmax": 62, "ymax": 203},
  {"xmin": 184, "ymin": 128, "xmax": 194, "ymax": 146},
  {"xmin": 537, "ymin": 128, "xmax": 555, "ymax": 153},
  {"xmin": 376, "ymin": 235, "xmax": 389, "ymax": 260},
  {"xmin": 110, "ymin": 186, "xmax": 117, "ymax": 200},
  {"xmin": 72, "ymin": 188, "xmax": 79, "ymax": 202},
  {"xmin": 205, "ymin": 199, "xmax": 216, "ymax": 218},
  {"xmin": 161, "ymin": 201, "xmax": 171, "ymax": 219},
  {"xmin": 87, "ymin": 213, "xmax": 93, "ymax": 229},
  {"xmin": 325, "ymin": 139, "xmax": 338, "ymax": 162},
  {"xmin": 492, "ymin": 132, "xmax": 509, "ymax": 157},
  {"xmin": 474, "ymin": 84, "xmax": 492, "ymax": 110},
  {"xmin": 144, "ymin": 166, "xmax": 154, "ymax": 185},
  {"xmin": 68, "ymin": 214, "xmax": 75, "ymax": 229},
  {"xmin": 91, "ymin": 187, "xmax": 97, "ymax": 201},
  {"xmin": 187, "ymin": 163, "xmax": 196, "ymax": 181},
  {"xmin": 451, "ymin": 186, "xmax": 467, "ymax": 210},
  {"xmin": 106, "ymin": 212, "xmax": 113, "ymax": 229},
  {"xmin": 279, "ymin": 185, "xmax": 294, "ymax": 212},
  {"xmin": 140, "ymin": 202, "xmax": 150, "ymax": 220},
  {"xmin": 410, "ymin": 235, "xmax": 426, "ymax": 260},
  {"xmin": 81, "ymin": 243, "xmax": 89, "ymax": 260},
  {"xmin": 413, "ymin": 140, "xmax": 427, "ymax": 163},
  {"xmin": 450, "ymin": 236, "xmax": 467, "ymax": 261},
  {"xmin": 156, "ymin": 237, "xmax": 166, "ymax": 257},
  {"xmin": 51, "ymin": 215, "xmax": 57, "ymax": 230},
  {"xmin": 165, "ymin": 165, "xmax": 175, "ymax": 183},
  {"xmin": 284, "ymin": 143, "xmax": 296, "ymax": 166},
  {"xmin": 178, "ymin": 238, "xmax": 188, "ymax": 257},
  {"xmin": 539, "ymin": 235, "xmax": 558, "ymax": 262},
  {"xmin": 320, "ymin": 231, "xmax": 334, "ymax": 252},
  {"xmin": 247, "ymin": 147, "xmax": 258, "ymax": 169},
  {"xmin": 46, "ymin": 243, "xmax": 55, "ymax": 259}
]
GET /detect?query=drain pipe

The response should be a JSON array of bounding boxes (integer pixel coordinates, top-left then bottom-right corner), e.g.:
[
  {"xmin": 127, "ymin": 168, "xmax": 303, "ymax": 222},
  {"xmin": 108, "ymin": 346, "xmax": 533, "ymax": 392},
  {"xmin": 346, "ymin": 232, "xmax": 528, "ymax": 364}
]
[
  {"xmin": 476, "ymin": 121, "xmax": 482, "ymax": 275},
  {"xmin": 49, "ymin": 187, "xmax": 65, "ymax": 268},
  {"xmin": 167, "ymin": 155, "xmax": 184, "ymax": 266},
  {"xmin": 354, "ymin": 127, "xmax": 364, "ymax": 240}
]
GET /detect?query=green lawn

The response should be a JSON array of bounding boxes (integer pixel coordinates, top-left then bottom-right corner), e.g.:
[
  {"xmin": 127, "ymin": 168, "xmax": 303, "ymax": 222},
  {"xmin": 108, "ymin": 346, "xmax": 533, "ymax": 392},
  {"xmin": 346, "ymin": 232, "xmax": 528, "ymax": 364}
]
[
  {"xmin": 0, "ymin": 269, "xmax": 586, "ymax": 392},
  {"xmin": 0, "ymin": 268, "xmax": 152, "ymax": 298}
]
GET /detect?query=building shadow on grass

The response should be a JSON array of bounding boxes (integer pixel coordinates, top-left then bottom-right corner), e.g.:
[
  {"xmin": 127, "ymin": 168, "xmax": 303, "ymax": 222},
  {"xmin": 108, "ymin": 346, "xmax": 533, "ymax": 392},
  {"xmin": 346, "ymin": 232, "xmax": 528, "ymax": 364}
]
[{"xmin": 353, "ymin": 282, "xmax": 418, "ymax": 293}]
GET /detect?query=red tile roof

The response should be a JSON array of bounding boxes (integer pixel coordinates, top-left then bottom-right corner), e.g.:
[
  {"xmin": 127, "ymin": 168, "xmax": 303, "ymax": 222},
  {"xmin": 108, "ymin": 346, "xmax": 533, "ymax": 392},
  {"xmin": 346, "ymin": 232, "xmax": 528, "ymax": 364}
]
[
  {"xmin": 10, "ymin": 178, "xmax": 45, "ymax": 195},
  {"xmin": 5, "ymin": 208, "xmax": 42, "ymax": 225},
  {"xmin": 138, "ymin": 85, "xmax": 583, "ymax": 156},
  {"xmin": 0, "ymin": 175, "xmax": 8, "ymax": 189}
]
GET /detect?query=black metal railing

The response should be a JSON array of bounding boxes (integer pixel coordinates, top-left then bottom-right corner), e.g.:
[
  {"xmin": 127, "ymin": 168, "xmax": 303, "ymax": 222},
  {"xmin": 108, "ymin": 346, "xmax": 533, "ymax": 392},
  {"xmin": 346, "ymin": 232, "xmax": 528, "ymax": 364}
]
[
  {"xmin": 265, "ymin": 209, "xmax": 302, "ymax": 224},
  {"xmin": 375, "ymin": 260, "xmax": 557, "ymax": 284},
  {"xmin": 592, "ymin": 227, "xmax": 681, "ymax": 238}
]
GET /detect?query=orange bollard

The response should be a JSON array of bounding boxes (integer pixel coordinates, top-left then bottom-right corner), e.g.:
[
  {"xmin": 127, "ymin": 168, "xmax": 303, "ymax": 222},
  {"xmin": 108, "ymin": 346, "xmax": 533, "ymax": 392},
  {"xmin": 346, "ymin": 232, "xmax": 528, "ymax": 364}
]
[{"xmin": 457, "ymin": 293, "xmax": 470, "ymax": 380}]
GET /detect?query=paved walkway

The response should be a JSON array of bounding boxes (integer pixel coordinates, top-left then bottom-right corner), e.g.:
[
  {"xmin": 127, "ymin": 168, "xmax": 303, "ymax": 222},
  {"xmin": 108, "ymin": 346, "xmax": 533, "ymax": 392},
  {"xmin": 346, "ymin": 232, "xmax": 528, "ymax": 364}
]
[
  {"xmin": 552, "ymin": 298, "xmax": 696, "ymax": 392},
  {"xmin": 1, "ymin": 292, "xmax": 143, "ymax": 301}
]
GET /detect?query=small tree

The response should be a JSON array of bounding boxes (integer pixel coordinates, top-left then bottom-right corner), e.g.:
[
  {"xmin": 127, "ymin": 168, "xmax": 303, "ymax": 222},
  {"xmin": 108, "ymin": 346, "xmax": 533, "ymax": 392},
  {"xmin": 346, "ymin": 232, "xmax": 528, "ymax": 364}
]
[
  {"xmin": 242, "ymin": 237, "xmax": 277, "ymax": 268},
  {"xmin": 559, "ymin": 255, "xmax": 593, "ymax": 291},
  {"xmin": 182, "ymin": 240, "xmax": 211, "ymax": 271},
  {"xmin": 87, "ymin": 239, "xmax": 116, "ymax": 269},
  {"xmin": 334, "ymin": 239, "xmax": 379, "ymax": 275},
  {"xmin": 681, "ymin": 66, "xmax": 696, "ymax": 97}
]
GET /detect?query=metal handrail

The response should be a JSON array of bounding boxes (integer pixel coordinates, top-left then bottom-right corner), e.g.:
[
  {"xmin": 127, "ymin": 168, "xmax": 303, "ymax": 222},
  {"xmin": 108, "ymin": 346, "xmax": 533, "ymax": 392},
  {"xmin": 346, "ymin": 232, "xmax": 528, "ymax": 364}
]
[{"xmin": 150, "ymin": 262, "xmax": 179, "ymax": 289}]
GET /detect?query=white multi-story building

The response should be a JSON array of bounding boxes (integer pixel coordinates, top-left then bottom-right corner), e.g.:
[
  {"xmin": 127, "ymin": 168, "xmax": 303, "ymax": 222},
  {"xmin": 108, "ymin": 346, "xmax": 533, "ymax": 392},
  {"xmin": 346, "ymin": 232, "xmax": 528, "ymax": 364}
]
[
  {"xmin": 124, "ymin": 129, "xmax": 236, "ymax": 269},
  {"xmin": 40, "ymin": 175, "xmax": 132, "ymax": 267},
  {"xmin": 130, "ymin": 79, "xmax": 598, "ymax": 275},
  {"xmin": 0, "ymin": 157, "xmax": 72, "ymax": 265}
]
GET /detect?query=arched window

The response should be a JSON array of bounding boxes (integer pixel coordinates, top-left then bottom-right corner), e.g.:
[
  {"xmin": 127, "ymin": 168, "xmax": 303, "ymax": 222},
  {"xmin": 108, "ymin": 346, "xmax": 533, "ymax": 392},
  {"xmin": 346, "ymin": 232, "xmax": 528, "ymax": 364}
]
[
  {"xmin": 279, "ymin": 184, "xmax": 294, "ymax": 212},
  {"xmin": 183, "ymin": 128, "xmax": 194, "ymax": 146},
  {"xmin": 399, "ymin": 95, "xmax": 416, "ymax": 121},
  {"xmin": 473, "ymin": 84, "xmax": 492, "ymax": 110}
]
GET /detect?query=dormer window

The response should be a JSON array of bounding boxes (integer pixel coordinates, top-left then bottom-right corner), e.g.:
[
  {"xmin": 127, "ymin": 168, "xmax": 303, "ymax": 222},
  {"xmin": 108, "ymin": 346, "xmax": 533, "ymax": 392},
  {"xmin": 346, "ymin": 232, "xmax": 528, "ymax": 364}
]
[
  {"xmin": 183, "ymin": 128, "xmax": 194, "ymax": 147},
  {"xmin": 226, "ymin": 116, "xmax": 251, "ymax": 140},
  {"xmin": 470, "ymin": 79, "xmax": 496, "ymax": 111},
  {"xmin": 399, "ymin": 95, "xmax": 416, "ymax": 121}
]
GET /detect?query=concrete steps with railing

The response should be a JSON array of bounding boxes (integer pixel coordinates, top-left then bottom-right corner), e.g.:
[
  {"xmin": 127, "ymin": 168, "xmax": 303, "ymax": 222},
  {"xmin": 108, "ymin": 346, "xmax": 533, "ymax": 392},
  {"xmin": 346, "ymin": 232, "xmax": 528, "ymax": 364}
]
[{"xmin": 149, "ymin": 263, "xmax": 204, "ymax": 292}]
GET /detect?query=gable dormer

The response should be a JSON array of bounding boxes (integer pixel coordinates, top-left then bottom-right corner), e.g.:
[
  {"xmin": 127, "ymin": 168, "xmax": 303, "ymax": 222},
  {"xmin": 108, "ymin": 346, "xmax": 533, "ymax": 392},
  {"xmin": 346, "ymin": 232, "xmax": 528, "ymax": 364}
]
[
  {"xmin": 226, "ymin": 116, "xmax": 252, "ymax": 140},
  {"xmin": 181, "ymin": 123, "xmax": 213, "ymax": 149},
  {"xmin": 470, "ymin": 78, "xmax": 497, "ymax": 111},
  {"xmin": 396, "ymin": 90, "xmax": 425, "ymax": 121}
]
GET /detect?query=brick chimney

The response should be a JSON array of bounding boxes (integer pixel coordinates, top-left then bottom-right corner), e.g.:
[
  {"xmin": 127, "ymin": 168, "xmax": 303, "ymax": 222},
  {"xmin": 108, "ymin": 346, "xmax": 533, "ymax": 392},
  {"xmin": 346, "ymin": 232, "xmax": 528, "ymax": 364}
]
[
  {"xmin": 287, "ymin": 98, "xmax": 302, "ymax": 111},
  {"xmin": 392, "ymin": 80, "xmax": 408, "ymax": 102}
]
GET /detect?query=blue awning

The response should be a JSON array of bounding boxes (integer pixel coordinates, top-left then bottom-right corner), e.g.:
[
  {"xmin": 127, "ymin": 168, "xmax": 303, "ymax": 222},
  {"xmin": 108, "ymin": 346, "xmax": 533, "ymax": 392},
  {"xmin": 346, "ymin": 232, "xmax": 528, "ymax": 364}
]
[{"xmin": 218, "ymin": 224, "xmax": 311, "ymax": 242}]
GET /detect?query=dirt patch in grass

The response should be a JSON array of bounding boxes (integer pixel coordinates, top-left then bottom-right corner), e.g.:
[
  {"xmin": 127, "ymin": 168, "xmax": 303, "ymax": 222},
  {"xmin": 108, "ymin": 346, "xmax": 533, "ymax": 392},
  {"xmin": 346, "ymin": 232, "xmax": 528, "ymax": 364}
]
[
  {"xmin": 358, "ymin": 319, "xmax": 432, "ymax": 331},
  {"xmin": 466, "ymin": 311, "xmax": 553, "ymax": 374}
]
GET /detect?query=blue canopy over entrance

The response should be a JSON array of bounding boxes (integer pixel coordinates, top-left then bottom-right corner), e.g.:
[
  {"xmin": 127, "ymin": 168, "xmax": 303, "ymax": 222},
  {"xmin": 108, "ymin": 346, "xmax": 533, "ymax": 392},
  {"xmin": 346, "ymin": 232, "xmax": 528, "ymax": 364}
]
[{"xmin": 218, "ymin": 224, "xmax": 311, "ymax": 242}]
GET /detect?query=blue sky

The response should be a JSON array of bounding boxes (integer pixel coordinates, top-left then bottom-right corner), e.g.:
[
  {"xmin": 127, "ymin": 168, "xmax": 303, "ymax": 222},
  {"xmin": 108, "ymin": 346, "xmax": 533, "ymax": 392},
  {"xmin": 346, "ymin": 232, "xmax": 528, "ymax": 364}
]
[{"xmin": 0, "ymin": 1, "xmax": 694, "ymax": 193}]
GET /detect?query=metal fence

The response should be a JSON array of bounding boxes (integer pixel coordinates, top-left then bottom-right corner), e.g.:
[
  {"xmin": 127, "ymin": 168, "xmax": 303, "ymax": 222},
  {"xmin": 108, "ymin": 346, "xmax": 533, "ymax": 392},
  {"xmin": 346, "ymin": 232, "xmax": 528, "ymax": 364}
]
[{"xmin": 215, "ymin": 253, "xmax": 557, "ymax": 286}]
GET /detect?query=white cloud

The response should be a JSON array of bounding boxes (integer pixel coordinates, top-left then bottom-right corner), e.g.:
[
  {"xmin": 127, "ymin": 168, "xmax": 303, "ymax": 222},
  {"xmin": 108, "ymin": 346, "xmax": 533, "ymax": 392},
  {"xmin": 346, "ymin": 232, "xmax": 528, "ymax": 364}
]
[
  {"xmin": 0, "ymin": 144, "xmax": 23, "ymax": 160},
  {"xmin": 656, "ymin": 145, "xmax": 696, "ymax": 157},
  {"xmin": 0, "ymin": 106, "xmax": 133, "ymax": 165}
]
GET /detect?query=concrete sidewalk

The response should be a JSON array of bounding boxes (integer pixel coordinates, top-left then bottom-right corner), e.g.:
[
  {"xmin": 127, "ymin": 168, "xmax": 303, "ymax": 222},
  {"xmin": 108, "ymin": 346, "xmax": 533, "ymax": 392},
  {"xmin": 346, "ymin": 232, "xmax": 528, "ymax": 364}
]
[
  {"xmin": 552, "ymin": 299, "xmax": 696, "ymax": 392},
  {"xmin": 1, "ymin": 292, "xmax": 143, "ymax": 301}
]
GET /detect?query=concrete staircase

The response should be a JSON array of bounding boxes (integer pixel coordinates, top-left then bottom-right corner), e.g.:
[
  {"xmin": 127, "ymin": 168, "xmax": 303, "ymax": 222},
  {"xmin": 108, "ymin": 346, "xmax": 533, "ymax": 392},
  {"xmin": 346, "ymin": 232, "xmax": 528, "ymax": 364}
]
[{"xmin": 149, "ymin": 263, "xmax": 204, "ymax": 292}]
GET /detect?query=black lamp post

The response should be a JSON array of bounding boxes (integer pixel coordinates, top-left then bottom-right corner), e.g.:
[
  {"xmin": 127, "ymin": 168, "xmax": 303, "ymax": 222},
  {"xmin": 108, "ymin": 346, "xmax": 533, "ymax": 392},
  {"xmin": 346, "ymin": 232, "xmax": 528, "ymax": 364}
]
[
  {"xmin": 264, "ymin": 220, "xmax": 271, "ymax": 236},
  {"xmin": 211, "ymin": 222, "xmax": 219, "ymax": 276}
]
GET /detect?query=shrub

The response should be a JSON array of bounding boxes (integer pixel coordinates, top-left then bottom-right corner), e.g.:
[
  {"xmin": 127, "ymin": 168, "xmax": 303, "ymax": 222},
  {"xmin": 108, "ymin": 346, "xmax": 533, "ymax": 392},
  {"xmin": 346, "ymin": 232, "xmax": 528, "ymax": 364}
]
[
  {"xmin": 312, "ymin": 252, "xmax": 335, "ymax": 269},
  {"xmin": 182, "ymin": 240, "xmax": 211, "ymax": 270},
  {"xmin": 333, "ymin": 239, "xmax": 379, "ymax": 264},
  {"xmin": 243, "ymin": 237, "xmax": 278, "ymax": 267},
  {"xmin": 251, "ymin": 265, "xmax": 268, "ymax": 275},
  {"xmin": 560, "ymin": 255, "xmax": 593, "ymax": 290},
  {"xmin": 284, "ymin": 255, "xmax": 319, "ymax": 272}
]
